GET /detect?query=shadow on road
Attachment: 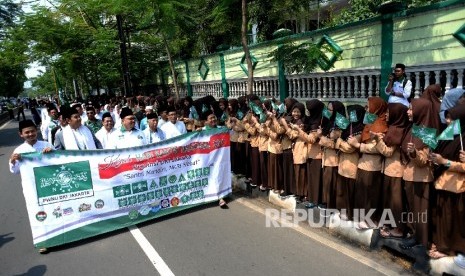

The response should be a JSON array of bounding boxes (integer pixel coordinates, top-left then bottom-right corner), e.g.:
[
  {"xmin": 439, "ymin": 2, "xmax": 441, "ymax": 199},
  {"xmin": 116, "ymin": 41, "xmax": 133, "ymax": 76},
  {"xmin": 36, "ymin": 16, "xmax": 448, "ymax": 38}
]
[
  {"xmin": 13, "ymin": 265, "xmax": 47, "ymax": 276},
  {"xmin": 0, "ymin": 232, "xmax": 15, "ymax": 248}
]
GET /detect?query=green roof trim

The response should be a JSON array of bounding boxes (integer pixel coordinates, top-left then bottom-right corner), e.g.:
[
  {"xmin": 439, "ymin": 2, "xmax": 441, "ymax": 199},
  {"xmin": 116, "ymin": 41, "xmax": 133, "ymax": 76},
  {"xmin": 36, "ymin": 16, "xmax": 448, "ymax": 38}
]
[
  {"xmin": 197, "ymin": 58, "xmax": 210, "ymax": 80},
  {"xmin": 453, "ymin": 23, "xmax": 465, "ymax": 47},
  {"xmin": 240, "ymin": 53, "xmax": 258, "ymax": 76},
  {"xmin": 316, "ymin": 35, "xmax": 343, "ymax": 71}
]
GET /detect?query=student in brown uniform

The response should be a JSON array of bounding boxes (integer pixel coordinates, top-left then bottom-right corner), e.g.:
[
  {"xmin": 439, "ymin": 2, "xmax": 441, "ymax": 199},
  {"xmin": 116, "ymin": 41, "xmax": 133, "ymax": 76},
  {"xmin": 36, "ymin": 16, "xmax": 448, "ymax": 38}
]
[
  {"xmin": 298, "ymin": 100, "xmax": 325, "ymax": 208},
  {"xmin": 319, "ymin": 101, "xmax": 346, "ymax": 210},
  {"xmin": 374, "ymin": 103, "xmax": 409, "ymax": 238},
  {"xmin": 238, "ymin": 96, "xmax": 252, "ymax": 183},
  {"xmin": 429, "ymin": 103, "xmax": 465, "ymax": 259},
  {"xmin": 280, "ymin": 98, "xmax": 298, "ymax": 196},
  {"xmin": 348, "ymin": 97, "xmax": 388, "ymax": 229},
  {"xmin": 399, "ymin": 98, "xmax": 437, "ymax": 249},
  {"xmin": 244, "ymin": 106, "xmax": 261, "ymax": 188},
  {"xmin": 335, "ymin": 104, "xmax": 365, "ymax": 219},
  {"xmin": 264, "ymin": 101, "xmax": 285, "ymax": 194},
  {"xmin": 250, "ymin": 100, "xmax": 269, "ymax": 191},
  {"xmin": 226, "ymin": 99, "xmax": 246, "ymax": 176},
  {"xmin": 281, "ymin": 102, "xmax": 308, "ymax": 201}
]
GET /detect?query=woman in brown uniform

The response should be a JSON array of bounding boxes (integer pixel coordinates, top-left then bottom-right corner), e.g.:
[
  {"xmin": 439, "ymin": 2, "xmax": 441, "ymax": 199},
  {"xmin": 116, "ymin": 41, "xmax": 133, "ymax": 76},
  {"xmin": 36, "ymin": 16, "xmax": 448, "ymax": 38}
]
[
  {"xmin": 400, "ymin": 98, "xmax": 437, "ymax": 249},
  {"xmin": 300, "ymin": 100, "xmax": 326, "ymax": 208},
  {"xmin": 264, "ymin": 101, "xmax": 285, "ymax": 194},
  {"xmin": 374, "ymin": 103, "xmax": 409, "ymax": 238},
  {"xmin": 281, "ymin": 102, "xmax": 308, "ymax": 201},
  {"xmin": 348, "ymin": 97, "xmax": 388, "ymax": 229},
  {"xmin": 280, "ymin": 98, "xmax": 298, "ymax": 196},
  {"xmin": 429, "ymin": 103, "xmax": 465, "ymax": 259},
  {"xmin": 319, "ymin": 101, "xmax": 346, "ymax": 209},
  {"xmin": 335, "ymin": 104, "xmax": 365, "ymax": 220}
]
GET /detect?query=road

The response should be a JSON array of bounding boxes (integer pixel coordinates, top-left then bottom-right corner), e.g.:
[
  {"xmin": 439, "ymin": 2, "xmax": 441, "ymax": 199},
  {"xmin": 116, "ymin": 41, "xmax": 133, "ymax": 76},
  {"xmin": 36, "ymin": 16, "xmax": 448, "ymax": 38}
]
[{"xmin": 0, "ymin": 112, "xmax": 411, "ymax": 276}]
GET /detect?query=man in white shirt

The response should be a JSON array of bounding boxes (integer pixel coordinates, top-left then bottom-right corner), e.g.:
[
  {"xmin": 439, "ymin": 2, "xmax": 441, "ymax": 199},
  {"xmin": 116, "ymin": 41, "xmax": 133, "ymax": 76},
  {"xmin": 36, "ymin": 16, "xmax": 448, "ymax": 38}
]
[
  {"xmin": 41, "ymin": 105, "xmax": 59, "ymax": 143},
  {"xmin": 58, "ymin": 106, "xmax": 102, "ymax": 150},
  {"xmin": 95, "ymin": 112, "xmax": 116, "ymax": 149},
  {"xmin": 157, "ymin": 105, "xmax": 169, "ymax": 128},
  {"xmin": 9, "ymin": 120, "xmax": 53, "ymax": 254},
  {"xmin": 106, "ymin": 107, "xmax": 147, "ymax": 149},
  {"xmin": 143, "ymin": 112, "xmax": 165, "ymax": 144},
  {"xmin": 385, "ymin": 63, "xmax": 412, "ymax": 107},
  {"xmin": 160, "ymin": 106, "xmax": 187, "ymax": 140}
]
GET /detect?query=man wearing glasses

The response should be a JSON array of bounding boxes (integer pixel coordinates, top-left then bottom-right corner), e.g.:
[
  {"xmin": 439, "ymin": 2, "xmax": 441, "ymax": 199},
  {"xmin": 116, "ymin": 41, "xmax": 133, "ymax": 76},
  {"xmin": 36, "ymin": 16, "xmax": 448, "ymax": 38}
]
[
  {"xmin": 106, "ymin": 107, "xmax": 147, "ymax": 149},
  {"xmin": 385, "ymin": 63, "xmax": 412, "ymax": 107}
]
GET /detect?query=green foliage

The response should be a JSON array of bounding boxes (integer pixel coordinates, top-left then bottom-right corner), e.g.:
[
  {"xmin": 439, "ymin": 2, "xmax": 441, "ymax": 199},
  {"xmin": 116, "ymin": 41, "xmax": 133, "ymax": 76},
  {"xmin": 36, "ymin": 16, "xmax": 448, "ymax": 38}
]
[
  {"xmin": 325, "ymin": 0, "xmax": 443, "ymax": 27},
  {"xmin": 268, "ymin": 39, "xmax": 330, "ymax": 74}
]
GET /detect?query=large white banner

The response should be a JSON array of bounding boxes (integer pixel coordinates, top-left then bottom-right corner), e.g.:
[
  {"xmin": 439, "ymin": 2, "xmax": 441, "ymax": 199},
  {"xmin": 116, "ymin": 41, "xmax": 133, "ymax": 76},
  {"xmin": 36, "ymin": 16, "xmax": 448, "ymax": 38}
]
[{"xmin": 19, "ymin": 128, "xmax": 231, "ymax": 248}]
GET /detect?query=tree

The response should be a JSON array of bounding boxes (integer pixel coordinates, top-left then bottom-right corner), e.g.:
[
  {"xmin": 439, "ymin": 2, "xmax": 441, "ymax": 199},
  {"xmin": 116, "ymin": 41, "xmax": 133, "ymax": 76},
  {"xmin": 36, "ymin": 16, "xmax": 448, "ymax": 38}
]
[{"xmin": 241, "ymin": 0, "xmax": 254, "ymax": 95}]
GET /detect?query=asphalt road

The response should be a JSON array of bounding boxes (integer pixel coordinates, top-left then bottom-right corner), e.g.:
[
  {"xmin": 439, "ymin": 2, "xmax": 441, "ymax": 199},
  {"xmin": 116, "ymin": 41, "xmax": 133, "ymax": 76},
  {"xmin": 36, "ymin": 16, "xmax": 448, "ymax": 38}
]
[{"xmin": 0, "ymin": 112, "xmax": 411, "ymax": 276}]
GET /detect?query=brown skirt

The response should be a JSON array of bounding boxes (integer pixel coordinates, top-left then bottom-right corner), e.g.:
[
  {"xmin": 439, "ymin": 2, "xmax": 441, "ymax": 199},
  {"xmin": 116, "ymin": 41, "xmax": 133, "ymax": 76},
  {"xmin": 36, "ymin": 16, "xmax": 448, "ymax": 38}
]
[
  {"xmin": 322, "ymin": 166, "xmax": 338, "ymax": 209},
  {"xmin": 245, "ymin": 142, "xmax": 252, "ymax": 179},
  {"xmin": 259, "ymin": 151, "xmax": 268, "ymax": 188},
  {"xmin": 307, "ymin": 158, "xmax": 322, "ymax": 204},
  {"xmin": 433, "ymin": 190, "xmax": 465, "ymax": 255},
  {"xmin": 235, "ymin": 142, "xmax": 246, "ymax": 176},
  {"xmin": 282, "ymin": 149, "xmax": 294, "ymax": 194},
  {"xmin": 404, "ymin": 181, "xmax": 431, "ymax": 248},
  {"xmin": 382, "ymin": 176, "xmax": 404, "ymax": 230},
  {"xmin": 250, "ymin": 146, "xmax": 261, "ymax": 186},
  {"xmin": 353, "ymin": 169, "xmax": 383, "ymax": 222},
  {"xmin": 268, "ymin": 153, "xmax": 283, "ymax": 191},
  {"xmin": 336, "ymin": 174, "xmax": 355, "ymax": 220},
  {"xmin": 230, "ymin": 141, "xmax": 237, "ymax": 174},
  {"xmin": 293, "ymin": 164, "xmax": 307, "ymax": 197}
]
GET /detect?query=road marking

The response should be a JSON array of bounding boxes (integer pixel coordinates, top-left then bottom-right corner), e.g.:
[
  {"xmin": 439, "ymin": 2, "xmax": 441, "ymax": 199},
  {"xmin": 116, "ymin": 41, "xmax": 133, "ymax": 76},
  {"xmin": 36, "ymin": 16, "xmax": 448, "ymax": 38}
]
[
  {"xmin": 0, "ymin": 119, "xmax": 11, "ymax": 130},
  {"xmin": 235, "ymin": 197, "xmax": 400, "ymax": 276},
  {"xmin": 128, "ymin": 225, "xmax": 175, "ymax": 276}
]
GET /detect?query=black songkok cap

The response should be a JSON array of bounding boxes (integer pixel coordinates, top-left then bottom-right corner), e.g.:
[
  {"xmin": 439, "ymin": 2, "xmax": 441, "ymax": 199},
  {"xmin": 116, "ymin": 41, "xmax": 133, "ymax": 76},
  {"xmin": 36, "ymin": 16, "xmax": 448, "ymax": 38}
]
[
  {"xmin": 101, "ymin": 112, "xmax": 112, "ymax": 121},
  {"xmin": 120, "ymin": 107, "xmax": 133, "ymax": 119},
  {"xmin": 19, "ymin": 119, "xmax": 36, "ymax": 132},
  {"xmin": 395, "ymin": 63, "xmax": 406, "ymax": 70},
  {"xmin": 146, "ymin": 113, "xmax": 158, "ymax": 120}
]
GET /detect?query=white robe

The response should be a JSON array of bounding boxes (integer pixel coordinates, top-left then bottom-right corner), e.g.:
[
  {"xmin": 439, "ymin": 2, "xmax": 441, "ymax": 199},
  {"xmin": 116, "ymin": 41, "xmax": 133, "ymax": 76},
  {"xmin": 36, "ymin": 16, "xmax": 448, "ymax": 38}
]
[{"xmin": 160, "ymin": 121, "xmax": 187, "ymax": 140}]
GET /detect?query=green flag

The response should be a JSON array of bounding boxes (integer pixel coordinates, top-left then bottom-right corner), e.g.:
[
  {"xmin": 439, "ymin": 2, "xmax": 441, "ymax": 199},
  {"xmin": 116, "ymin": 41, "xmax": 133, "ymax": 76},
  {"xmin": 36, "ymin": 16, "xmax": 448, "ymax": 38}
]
[
  {"xmin": 249, "ymin": 101, "xmax": 263, "ymax": 116},
  {"xmin": 201, "ymin": 104, "xmax": 209, "ymax": 113},
  {"xmin": 437, "ymin": 120, "xmax": 459, "ymax": 141},
  {"xmin": 322, "ymin": 107, "xmax": 331, "ymax": 119},
  {"xmin": 335, "ymin": 113, "xmax": 350, "ymax": 130},
  {"xmin": 271, "ymin": 101, "xmax": 278, "ymax": 111},
  {"xmin": 362, "ymin": 112, "xmax": 377, "ymax": 125},
  {"xmin": 349, "ymin": 110, "xmax": 358, "ymax": 123},
  {"xmin": 412, "ymin": 124, "xmax": 438, "ymax": 149}
]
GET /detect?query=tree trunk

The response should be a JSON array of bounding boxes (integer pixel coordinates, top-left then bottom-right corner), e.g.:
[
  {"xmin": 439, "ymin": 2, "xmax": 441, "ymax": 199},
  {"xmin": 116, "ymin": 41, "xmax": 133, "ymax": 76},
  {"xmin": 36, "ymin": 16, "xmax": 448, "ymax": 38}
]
[
  {"xmin": 162, "ymin": 34, "xmax": 179, "ymax": 100},
  {"xmin": 241, "ymin": 0, "xmax": 254, "ymax": 95}
]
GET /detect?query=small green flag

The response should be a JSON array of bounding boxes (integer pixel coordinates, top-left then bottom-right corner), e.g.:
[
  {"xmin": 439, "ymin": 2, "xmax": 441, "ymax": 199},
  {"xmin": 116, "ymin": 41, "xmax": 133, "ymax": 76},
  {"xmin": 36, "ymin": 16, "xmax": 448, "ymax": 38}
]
[
  {"xmin": 322, "ymin": 107, "xmax": 331, "ymax": 119},
  {"xmin": 412, "ymin": 124, "xmax": 438, "ymax": 149},
  {"xmin": 278, "ymin": 103, "xmax": 286, "ymax": 114},
  {"xmin": 363, "ymin": 112, "xmax": 377, "ymax": 125},
  {"xmin": 349, "ymin": 110, "xmax": 358, "ymax": 123},
  {"xmin": 202, "ymin": 104, "xmax": 209, "ymax": 113},
  {"xmin": 249, "ymin": 101, "xmax": 263, "ymax": 116},
  {"xmin": 259, "ymin": 112, "xmax": 267, "ymax": 123},
  {"xmin": 237, "ymin": 110, "xmax": 244, "ymax": 120},
  {"xmin": 271, "ymin": 101, "xmax": 278, "ymax": 111},
  {"xmin": 437, "ymin": 120, "xmax": 461, "ymax": 141},
  {"xmin": 335, "ymin": 113, "xmax": 350, "ymax": 130}
]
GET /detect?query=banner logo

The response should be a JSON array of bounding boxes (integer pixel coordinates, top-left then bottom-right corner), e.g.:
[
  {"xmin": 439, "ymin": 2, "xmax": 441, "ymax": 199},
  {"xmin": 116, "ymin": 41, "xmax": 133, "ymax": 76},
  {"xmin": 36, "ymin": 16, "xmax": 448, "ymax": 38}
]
[{"xmin": 34, "ymin": 161, "xmax": 94, "ymax": 206}]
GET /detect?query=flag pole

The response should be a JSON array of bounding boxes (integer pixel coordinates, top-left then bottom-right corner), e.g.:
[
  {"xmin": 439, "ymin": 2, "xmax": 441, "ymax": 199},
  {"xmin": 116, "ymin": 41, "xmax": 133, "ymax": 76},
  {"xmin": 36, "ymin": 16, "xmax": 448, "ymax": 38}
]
[{"xmin": 461, "ymin": 132, "xmax": 464, "ymax": 151}]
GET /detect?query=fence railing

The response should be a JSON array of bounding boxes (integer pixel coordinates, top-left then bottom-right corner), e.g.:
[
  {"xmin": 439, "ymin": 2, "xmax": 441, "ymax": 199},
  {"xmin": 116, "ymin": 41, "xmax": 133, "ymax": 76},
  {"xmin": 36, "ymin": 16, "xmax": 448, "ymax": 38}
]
[{"xmin": 170, "ymin": 62, "xmax": 465, "ymax": 101}]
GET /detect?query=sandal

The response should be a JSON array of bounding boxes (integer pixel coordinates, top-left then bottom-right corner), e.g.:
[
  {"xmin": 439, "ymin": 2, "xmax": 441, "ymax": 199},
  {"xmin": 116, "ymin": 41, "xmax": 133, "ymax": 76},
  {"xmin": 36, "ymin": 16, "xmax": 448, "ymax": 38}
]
[
  {"xmin": 219, "ymin": 198, "xmax": 227, "ymax": 207},
  {"xmin": 38, "ymin": 248, "xmax": 48, "ymax": 254}
]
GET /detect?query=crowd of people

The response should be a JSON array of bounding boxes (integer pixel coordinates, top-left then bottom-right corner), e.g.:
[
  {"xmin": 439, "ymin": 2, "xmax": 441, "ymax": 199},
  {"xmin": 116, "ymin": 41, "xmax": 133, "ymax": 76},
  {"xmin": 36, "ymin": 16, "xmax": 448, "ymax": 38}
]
[{"xmin": 7, "ymin": 64, "xmax": 465, "ymax": 261}]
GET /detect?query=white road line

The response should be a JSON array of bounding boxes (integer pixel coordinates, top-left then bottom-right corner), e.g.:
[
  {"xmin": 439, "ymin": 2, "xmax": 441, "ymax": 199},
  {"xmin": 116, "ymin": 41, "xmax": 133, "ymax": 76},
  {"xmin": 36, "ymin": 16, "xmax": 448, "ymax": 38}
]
[
  {"xmin": 235, "ymin": 198, "xmax": 400, "ymax": 276},
  {"xmin": 0, "ymin": 120, "xmax": 11, "ymax": 130},
  {"xmin": 128, "ymin": 225, "xmax": 175, "ymax": 276}
]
